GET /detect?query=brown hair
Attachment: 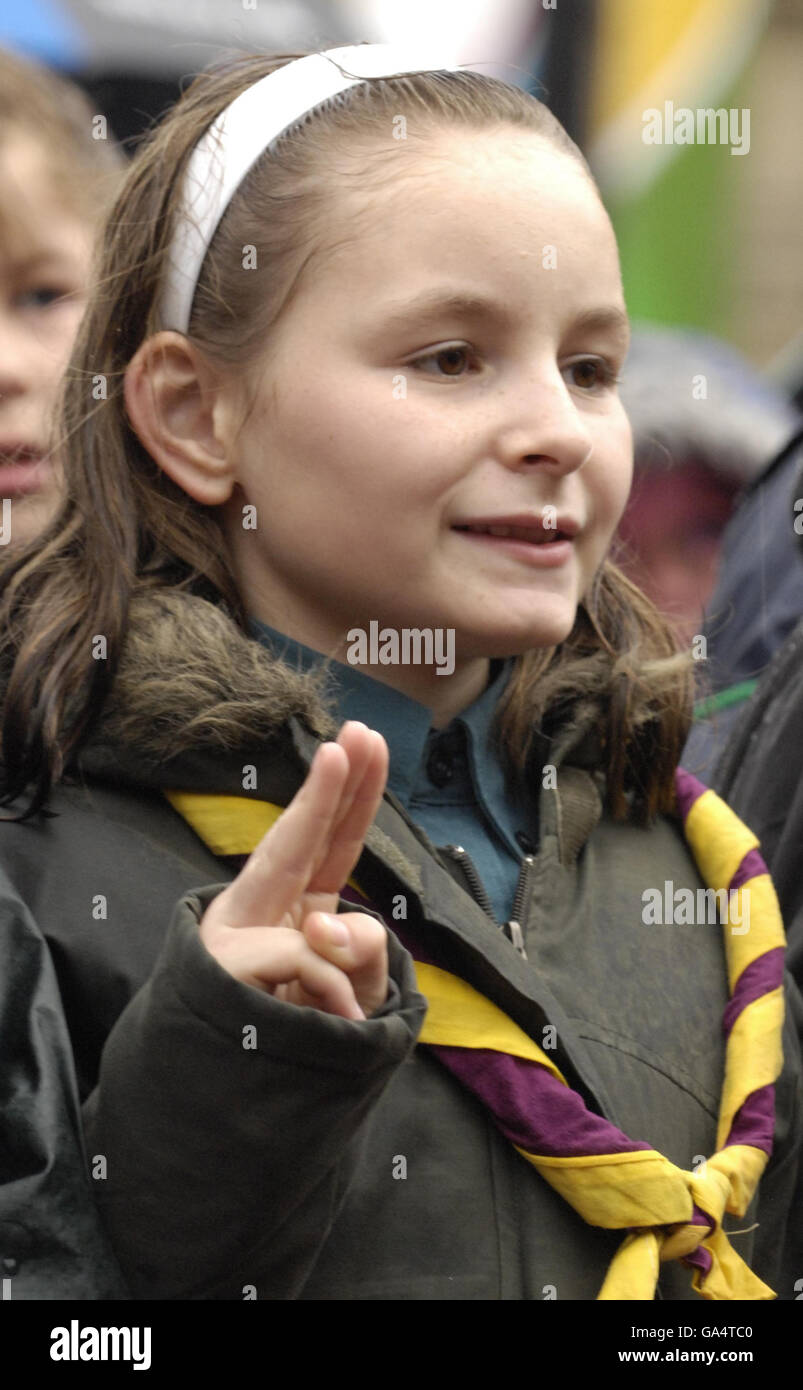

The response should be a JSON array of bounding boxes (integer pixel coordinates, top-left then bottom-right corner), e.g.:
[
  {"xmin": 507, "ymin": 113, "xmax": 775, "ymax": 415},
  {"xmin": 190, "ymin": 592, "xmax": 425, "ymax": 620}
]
[
  {"xmin": 0, "ymin": 48, "xmax": 692, "ymax": 821},
  {"xmin": 0, "ymin": 47, "xmax": 123, "ymax": 224}
]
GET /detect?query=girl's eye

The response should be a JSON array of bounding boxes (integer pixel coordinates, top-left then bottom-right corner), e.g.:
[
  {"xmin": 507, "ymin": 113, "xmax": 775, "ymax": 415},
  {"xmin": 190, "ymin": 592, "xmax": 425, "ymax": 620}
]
[
  {"xmin": 16, "ymin": 286, "xmax": 71, "ymax": 310},
  {"xmin": 564, "ymin": 357, "xmax": 620, "ymax": 391},
  {"xmin": 408, "ymin": 344, "xmax": 477, "ymax": 378}
]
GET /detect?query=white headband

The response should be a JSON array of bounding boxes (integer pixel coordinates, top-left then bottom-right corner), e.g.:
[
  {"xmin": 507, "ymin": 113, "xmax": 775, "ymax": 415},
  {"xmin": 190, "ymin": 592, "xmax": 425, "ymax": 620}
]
[{"xmin": 159, "ymin": 43, "xmax": 461, "ymax": 333}]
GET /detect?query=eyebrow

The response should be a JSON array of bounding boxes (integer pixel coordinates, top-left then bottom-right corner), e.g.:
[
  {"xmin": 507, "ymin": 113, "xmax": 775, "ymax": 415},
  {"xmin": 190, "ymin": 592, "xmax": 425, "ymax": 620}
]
[
  {"xmin": 381, "ymin": 291, "xmax": 510, "ymax": 332},
  {"xmin": 379, "ymin": 290, "xmax": 630, "ymax": 342},
  {"xmin": 1, "ymin": 248, "xmax": 81, "ymax": 277},
  {"xmin": 570, "ymin": 307, "xmax": 631, "ymax": 342}
]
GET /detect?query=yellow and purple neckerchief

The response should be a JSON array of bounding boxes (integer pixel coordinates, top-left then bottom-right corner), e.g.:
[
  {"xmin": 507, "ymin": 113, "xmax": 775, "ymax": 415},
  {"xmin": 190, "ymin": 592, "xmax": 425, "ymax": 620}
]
[{"xmin": 165, "ymin": 768, "xmax": 786, "ymax": 1301}]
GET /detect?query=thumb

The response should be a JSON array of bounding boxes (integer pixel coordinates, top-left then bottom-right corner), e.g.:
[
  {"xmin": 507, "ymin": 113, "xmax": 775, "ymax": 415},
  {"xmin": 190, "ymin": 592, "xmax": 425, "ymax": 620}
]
[{"xmin": 302, "ymin": 910, "xmax": 389, "ymax": 1017}]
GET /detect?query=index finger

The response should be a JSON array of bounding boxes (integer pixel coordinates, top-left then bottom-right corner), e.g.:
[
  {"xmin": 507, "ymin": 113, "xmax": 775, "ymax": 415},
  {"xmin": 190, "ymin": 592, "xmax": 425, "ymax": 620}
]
[
  {"xmin": 217, "ymin": 738, "xmax": 351, "ymax": 927},
  {"xmin": 306, "ymin": 725, "xmax": 389, "ymax": 895}
]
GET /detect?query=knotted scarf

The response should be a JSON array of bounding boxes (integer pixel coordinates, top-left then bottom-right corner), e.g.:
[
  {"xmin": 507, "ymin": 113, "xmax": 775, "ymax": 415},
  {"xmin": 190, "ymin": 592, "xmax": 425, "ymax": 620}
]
[{"xmin": 165, "ymin": 767, "xmax": 786, "ymax": 1300}]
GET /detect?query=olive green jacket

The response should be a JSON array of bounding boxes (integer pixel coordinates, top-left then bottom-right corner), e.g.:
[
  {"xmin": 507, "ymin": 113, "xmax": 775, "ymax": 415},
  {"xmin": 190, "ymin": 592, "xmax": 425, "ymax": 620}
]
[{"xmin": 1, "ymin": 591, "xmax": 801, "ymax": 1299}]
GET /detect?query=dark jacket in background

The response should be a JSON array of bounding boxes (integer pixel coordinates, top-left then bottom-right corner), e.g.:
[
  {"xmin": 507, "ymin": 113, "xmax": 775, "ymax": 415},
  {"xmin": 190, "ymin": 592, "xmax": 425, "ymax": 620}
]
[
  {"xmin": 712, "ymin": 615, "xmax": 803, "ymax": 993},
  {"xmin": 683, "ymin": 426, "xmax": 803, "ymax": 779}
]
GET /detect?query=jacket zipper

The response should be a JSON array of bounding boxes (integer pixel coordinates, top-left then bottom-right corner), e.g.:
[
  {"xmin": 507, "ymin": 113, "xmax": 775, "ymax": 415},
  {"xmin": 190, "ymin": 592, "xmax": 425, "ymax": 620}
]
[{"xmin": 443, "ymin": 845, "xmax": 532, "ymax": 960}]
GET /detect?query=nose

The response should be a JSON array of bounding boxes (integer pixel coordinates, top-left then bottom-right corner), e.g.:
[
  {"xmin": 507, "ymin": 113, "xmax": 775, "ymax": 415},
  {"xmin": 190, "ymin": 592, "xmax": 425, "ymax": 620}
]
[{"xmin": 495, "ymin": 362, "xmax": 594, "ymax": 477}]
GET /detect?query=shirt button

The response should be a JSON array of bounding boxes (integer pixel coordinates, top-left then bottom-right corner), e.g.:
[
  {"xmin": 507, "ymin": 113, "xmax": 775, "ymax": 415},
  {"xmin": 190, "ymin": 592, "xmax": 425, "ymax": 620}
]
[
  {"xmin": 426, "ymin": 748, "xmax": 453, "ymax": 787},
  {"xmin": 515, "ymin": 830, "xmax": 536, "ymax": 854}
]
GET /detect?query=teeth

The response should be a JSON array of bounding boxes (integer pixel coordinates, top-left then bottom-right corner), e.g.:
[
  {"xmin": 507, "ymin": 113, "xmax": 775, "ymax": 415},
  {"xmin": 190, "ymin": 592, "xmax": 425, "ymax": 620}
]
[{"xmin": 466, "ymin": 524, "xmax": 563, "ymax": 543}]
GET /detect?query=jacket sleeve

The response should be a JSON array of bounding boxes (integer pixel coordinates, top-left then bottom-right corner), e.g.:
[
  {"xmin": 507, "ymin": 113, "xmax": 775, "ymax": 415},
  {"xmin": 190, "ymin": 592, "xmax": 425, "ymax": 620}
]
[
  {"xmin": 82, "ymin": 883, "xmax": 426, "ymax": 1299},
  {"xmin": 0, "ymin": 870, "xmax": 129, "ymax": 1299}
]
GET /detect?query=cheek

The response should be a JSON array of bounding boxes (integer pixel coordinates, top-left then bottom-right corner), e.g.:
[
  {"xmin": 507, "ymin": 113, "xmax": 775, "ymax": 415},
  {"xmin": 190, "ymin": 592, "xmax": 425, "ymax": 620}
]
[
  {"xmin": 590, "ymin": 423, "xmax": 634, "ymax": 535},
  {"xmin": 575, "ymin": 425, "xmax": 633, "ymax": 594},
  {"xmin": 260, "ymin": 380, "xmax": 439, "ymax": 517},
  {"xmin": 612, "ymin": 459, "xmax": 635, "ymax": 525},
  {"xmin": 7, "ymin": 486, "xmax": 62, "ymax": 549},
  {"xmin": 36, "ymin": 304, "xmax": 85, "ymax": 387}
]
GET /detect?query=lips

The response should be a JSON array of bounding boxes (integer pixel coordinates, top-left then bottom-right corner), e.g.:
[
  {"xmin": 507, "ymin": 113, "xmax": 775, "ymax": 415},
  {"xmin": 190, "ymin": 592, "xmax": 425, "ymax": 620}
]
[
  {"xmin": 0, "ymin": 444, "xmax": 51, "ymax": 497},
  {"xmin": 453, "ymin": 516, "xmax": 579, "ymax": 544},
  {"xmin": 0, "ymin": 443, "xmax": 46, "ymax": 466}
]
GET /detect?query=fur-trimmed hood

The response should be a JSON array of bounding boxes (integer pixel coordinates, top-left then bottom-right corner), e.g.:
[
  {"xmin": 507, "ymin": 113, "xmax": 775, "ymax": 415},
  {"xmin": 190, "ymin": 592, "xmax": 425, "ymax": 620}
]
[
  {"xmin": 78, "ymin": 587, "xmax": 616, "ymax": 789},
  {"xmin": 86, "ymin": 590, "xmax": 338, "ymax": 769}
]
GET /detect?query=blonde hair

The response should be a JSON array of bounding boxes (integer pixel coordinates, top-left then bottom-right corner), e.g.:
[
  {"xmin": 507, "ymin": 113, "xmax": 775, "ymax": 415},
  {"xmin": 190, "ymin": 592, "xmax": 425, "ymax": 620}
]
[
  {"xmin": 0, "ymin": 50, "xmax": 692, "ymax": 820},
  {"xmin": 0, "ymin": 47, "xmax": 123, "ymax": 224}
]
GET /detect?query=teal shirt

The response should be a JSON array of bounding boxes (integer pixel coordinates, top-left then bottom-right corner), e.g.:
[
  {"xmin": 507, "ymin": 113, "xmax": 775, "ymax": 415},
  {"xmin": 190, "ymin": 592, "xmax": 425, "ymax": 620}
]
[{"xmin": 250, "ymin": 620, "xmax": 539, "ymax": 923}]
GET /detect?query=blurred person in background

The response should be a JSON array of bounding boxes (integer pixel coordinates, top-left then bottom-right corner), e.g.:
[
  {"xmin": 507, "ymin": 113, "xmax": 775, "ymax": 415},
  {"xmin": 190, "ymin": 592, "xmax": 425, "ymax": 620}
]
[
  {"xmin": 615, "ymin": 324, "xmax": 799, "ymax": 652},
  {"xmin": 709, "ymin": 455, "xmax": 803, "ymax": 992},
  {"xmin": 0, "ymin": 48, "xmax": 123, "ymax": 549},
  {"xmin": 0, "ymin": 46, "xmax": 126, "ymax": 1299},
  {"xmin": 682, "ymin": 423, "xmax": 803, "ymax": 776}
]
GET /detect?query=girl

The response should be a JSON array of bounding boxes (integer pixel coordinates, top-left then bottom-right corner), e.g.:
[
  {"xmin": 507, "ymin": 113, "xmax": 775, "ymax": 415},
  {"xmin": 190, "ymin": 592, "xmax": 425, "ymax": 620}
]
[
  {"xmin": 0, "ymin": 44, "xmax": 800, "ymax": 1302},
  {"xmin": 0, "ymin": 47, "xmax": 123, "ymax": 549}
]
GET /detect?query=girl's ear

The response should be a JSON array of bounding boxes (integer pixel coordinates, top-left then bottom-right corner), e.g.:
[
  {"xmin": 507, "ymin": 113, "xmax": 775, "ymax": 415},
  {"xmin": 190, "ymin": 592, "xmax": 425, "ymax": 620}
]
[{"xmin": 124, "ymin": 332, "xmax": 238, "ymax": 505}]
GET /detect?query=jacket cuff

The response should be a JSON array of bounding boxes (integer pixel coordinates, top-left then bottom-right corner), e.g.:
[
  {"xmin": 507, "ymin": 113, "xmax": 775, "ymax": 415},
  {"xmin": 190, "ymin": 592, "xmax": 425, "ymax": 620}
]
[{"xmin": 154, "ymin": 884, "xmax": 426, "ymax": 1072}]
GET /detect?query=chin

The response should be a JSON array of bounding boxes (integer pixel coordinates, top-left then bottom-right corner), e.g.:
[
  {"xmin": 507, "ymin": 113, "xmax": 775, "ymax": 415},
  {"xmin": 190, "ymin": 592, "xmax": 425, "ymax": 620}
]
[
  {"xmin": 462, "ymin": 614, "xmax": 579, "ymax": 660},
  {"xmin": 2, "ymin": 489, "xmax": 62, "ymax": 551},
  {"xmin": 502, "ymin": 606, "xmax": 579, "ymax": 654}
]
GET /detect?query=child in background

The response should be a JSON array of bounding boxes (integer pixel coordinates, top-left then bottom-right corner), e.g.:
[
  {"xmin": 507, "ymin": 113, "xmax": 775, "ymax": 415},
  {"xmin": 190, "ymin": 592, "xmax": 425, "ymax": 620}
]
[
  {"xmin": 0, "ymin": 48, "xmax": 123, "ymax": 548},
  {"xmin": 0, "ymin": 45, "xmax": 800, "ymax": 1301},
  {"xmin": 0, "ymin": 50, "xmax": 127, "ymax": 1300}
]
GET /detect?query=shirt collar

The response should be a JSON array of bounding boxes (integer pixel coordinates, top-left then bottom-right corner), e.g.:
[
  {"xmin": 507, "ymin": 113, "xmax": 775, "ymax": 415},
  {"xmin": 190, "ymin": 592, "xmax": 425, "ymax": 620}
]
[{"xmin": 249, "ymin": 618, "xmax": 514, "ymax": 804}]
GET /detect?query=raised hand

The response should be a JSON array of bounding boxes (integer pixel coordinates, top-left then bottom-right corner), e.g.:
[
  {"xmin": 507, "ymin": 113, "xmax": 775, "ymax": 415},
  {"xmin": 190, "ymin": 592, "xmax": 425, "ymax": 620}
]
[{"xmin": 199, "ymin": 721, "xmax": 390, "ymax": 1020}]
